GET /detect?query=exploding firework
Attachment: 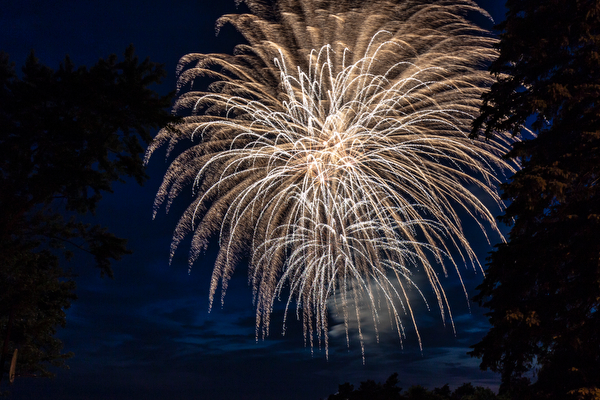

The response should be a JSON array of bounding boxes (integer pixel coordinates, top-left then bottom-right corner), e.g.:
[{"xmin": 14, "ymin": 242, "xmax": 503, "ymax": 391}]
[{"xmin": 146, "ymin": 0, "xmax": 514, "ymax": 356}]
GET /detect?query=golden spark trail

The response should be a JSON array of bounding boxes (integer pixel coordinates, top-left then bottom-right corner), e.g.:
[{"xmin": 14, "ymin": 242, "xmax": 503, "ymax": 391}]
[{"xmin": 146, "ymin": 0, "xmax": 515, "ymax": 356}]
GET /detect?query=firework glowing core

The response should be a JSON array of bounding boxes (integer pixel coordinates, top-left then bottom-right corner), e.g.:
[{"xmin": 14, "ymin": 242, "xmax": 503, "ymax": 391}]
[{"xmin": 146, "ymin": 0, "xmax": 514, "ymax": 356}]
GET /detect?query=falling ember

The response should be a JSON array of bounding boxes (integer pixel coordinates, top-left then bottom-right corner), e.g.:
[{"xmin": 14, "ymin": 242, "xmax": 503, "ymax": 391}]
[{"xmin": 146, "ymin": 0, "xmax": 515, "ymax": 357}]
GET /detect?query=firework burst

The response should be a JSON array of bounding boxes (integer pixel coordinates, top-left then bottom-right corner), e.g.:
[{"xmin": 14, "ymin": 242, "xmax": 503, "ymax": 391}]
[{"xmin": 146, "ymin": 0, "xmax": 514, "ymax": 356}]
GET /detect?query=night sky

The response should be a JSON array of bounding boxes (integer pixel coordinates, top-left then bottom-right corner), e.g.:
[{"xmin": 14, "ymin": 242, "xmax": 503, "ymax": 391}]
[{"xmin": 2, "ymin": 1, "xmax": 510, "ymax": 399}]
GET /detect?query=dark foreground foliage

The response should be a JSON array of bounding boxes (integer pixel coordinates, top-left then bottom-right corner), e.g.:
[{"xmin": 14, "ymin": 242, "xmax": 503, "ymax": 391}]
[
  {"xmin": 0, "ymin": 46, "xmax": 176, "ymax": 384},
  {"xmin": 326, "ymin": 373, "xmax": 511, "ymax": 400},
  {"xmin": 470, "ymin": 0, "xmax": 600, "ymax": 399}
]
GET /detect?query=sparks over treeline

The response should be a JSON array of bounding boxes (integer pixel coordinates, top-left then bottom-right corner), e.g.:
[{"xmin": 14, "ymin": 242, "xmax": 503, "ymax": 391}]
[{"xmin": 146, "ymin": 0, "xmax": 515, "ymax": 356}]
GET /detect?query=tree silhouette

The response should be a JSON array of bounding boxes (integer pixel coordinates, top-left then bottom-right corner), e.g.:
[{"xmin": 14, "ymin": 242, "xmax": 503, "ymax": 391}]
[
  {"xmin": 326, "ymin": 374, "xmax": 508, "ymax": 400},
  {"xmin": 470, "ymin": 1, "xmax": 600, "ymax": 399},
  {"xmin": 0, "ymin": 46, "xmax": 177, "ymax": 383},
  {"xmin": 327, "ymin": 373, "xmax": 403, "ymax": 400}
]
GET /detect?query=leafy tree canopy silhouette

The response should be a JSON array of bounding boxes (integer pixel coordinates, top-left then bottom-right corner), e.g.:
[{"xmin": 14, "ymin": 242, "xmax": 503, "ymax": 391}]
[
  {"xmin": 0, "ymin": 45, "xmax": 177, "ymax": 384},
  {"xmin": 470, "ymin": 1, "xmax": 600, "ymax": 399},
  {"xmin": 326, "ymin": 373, "xmax": 509, "ymax": 400}
]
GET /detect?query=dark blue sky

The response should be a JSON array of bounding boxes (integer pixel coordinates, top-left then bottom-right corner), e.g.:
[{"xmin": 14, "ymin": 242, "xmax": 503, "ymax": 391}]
[{"xmin": 1, "ymin": 1, "xmax": 509, "ymax": 399}]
